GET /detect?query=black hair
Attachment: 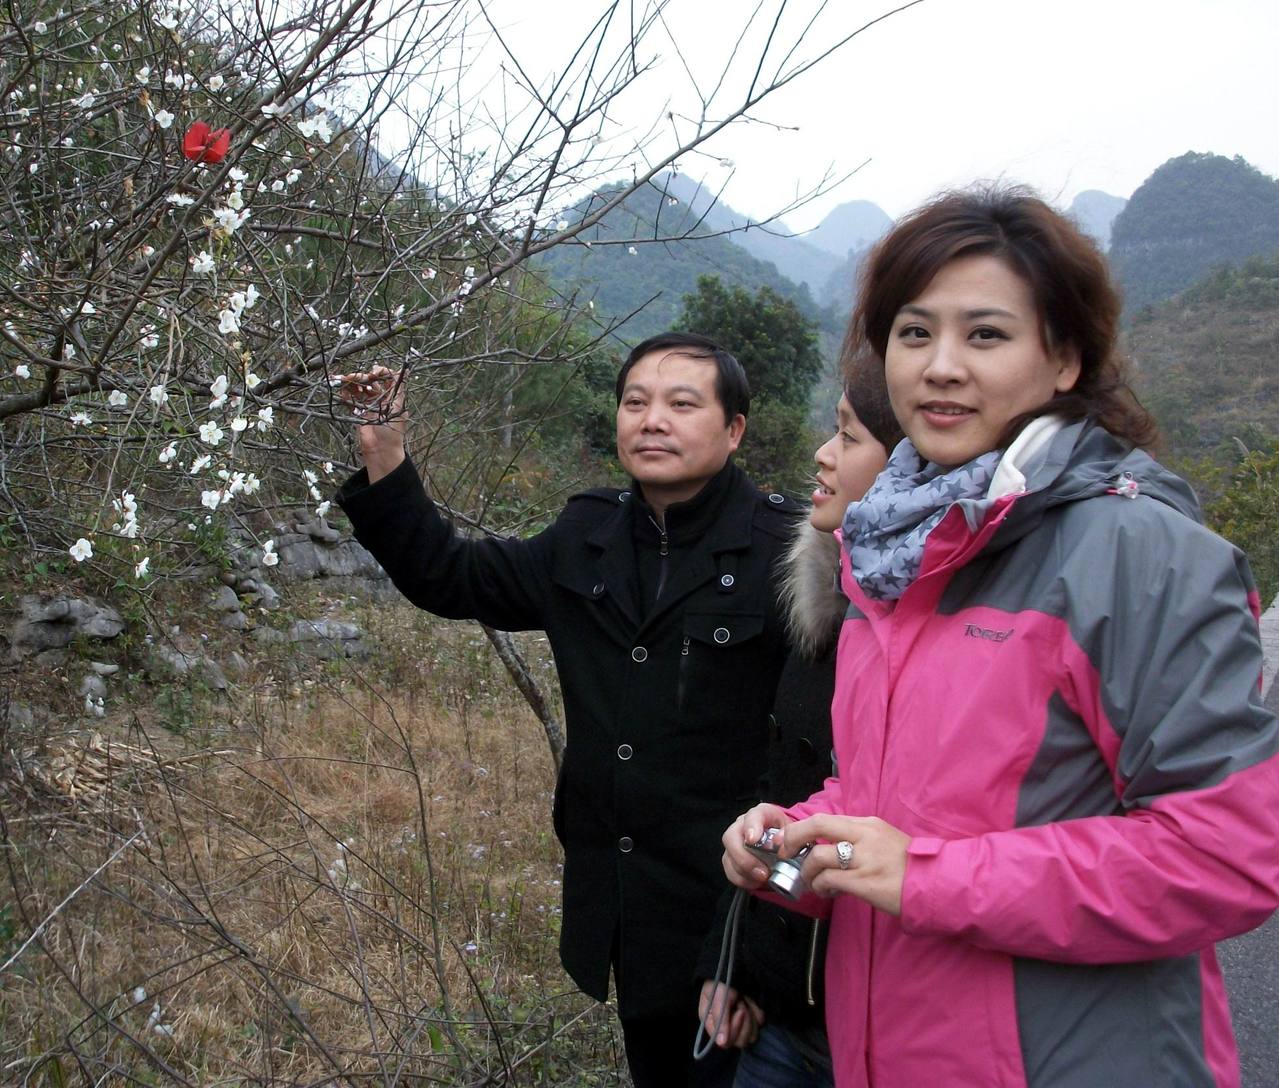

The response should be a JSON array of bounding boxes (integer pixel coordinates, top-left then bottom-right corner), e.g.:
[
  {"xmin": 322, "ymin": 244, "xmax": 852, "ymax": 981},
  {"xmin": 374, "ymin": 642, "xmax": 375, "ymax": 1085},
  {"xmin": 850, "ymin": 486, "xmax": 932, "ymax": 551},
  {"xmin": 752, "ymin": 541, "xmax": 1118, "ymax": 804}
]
[{"xmin": 615, "ymin": 332, "xmax": 751, "ymax": 422}]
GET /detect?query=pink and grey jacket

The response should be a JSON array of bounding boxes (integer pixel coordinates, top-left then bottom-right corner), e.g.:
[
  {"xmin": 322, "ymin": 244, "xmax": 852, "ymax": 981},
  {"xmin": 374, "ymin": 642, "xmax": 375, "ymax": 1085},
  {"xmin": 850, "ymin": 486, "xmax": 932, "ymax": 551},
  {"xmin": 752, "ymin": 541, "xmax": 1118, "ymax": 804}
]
[{"xmin": 782, "ymin": 421, "xmax": 1279, "ymax": 1088}]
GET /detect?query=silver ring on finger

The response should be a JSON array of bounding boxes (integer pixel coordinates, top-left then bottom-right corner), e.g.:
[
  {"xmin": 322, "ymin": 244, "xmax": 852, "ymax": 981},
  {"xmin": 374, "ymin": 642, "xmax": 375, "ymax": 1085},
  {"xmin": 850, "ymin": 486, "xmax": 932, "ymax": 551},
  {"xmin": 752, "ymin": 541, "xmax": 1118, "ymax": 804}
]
[{"xmin": 835, "ymin": 840, "xmax": 854, "ymax": 870}]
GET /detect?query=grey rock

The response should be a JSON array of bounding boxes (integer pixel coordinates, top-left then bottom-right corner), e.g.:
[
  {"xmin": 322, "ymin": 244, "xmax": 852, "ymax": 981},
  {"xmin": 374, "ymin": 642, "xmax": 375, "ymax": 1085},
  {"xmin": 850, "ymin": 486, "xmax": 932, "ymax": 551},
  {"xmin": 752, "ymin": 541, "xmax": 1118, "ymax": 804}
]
[
  {"xmin": 298, "ymin": 515, "xmax": 342, "ymax": 544},
  {"xmin": 34, "ymin": 648, "xmax": 69, "ymax": 667},
  {"xmin": 89, "ymin": 661, "xmax": 120, "ymax": 676},
  {"xmin": 218, "ymin": 570, "xmax": 238, "ymax": 587},
  {"xmin": 78, "ymin": 674, "xmax": 108, "ymax": 700},
  {"xmin": 11, "ymin": 595, "xmax": 125, "ymax": 657},
  {"xmin": 252, "ymin": 627, "xmax": 288, "ymax": 645},
  {"xmin": 224, "ymin": 651, "xmax": 251, "ymax": 675},
  {"xmin": 343, "ymin": 639, "xmax": 372, "ymax": 659},
  {"xmin": 255, "ymin": 583, "xmax": 280, "ymax": 610},
  {"xmin": 289, "ymin": 619, "xmax": 362, "ymax": 643},
  {"xmin": 3, "ymin": 703, "xmax": 34, "ymax": 728},
  {"xmin": 277, "ymin": 540, "xmax": 321, "ymax": 581},
  {"xmin": 220, "ymin": 610, "xmax": 250, "ymax": 631},
  {"xmin": 237, "ymin": 576, "xmax": 261, "ymax": 594},
  {"xmin": 212, "ymin": 585, "xmax": 241, "ymax": 612}
]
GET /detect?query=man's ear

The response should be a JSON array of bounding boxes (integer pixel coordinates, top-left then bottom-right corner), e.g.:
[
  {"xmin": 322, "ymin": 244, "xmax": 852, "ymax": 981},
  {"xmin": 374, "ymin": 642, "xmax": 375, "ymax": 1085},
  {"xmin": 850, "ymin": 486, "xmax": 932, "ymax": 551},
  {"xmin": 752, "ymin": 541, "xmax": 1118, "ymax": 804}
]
[{"xmin": 727, "ymin": 413, "xmax": 746, "ymax": 453}]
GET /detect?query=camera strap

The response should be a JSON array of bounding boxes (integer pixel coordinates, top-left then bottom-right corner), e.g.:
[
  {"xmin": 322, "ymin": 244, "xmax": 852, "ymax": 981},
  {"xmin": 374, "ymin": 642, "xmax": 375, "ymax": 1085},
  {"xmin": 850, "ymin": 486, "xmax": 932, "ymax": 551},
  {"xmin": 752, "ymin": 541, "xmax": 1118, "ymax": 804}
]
[{"xmin": 691, "ymin": 886, "xmax": 748, "ymax": 1061}]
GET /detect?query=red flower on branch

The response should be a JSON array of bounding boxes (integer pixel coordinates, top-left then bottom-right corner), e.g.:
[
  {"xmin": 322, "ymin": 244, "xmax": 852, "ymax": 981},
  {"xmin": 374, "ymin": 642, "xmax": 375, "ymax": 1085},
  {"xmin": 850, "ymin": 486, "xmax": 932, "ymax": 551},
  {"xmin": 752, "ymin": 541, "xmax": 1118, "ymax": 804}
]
[{"xmin": 182, "ymin": 121, "xmax": 231, "ymax": 164}]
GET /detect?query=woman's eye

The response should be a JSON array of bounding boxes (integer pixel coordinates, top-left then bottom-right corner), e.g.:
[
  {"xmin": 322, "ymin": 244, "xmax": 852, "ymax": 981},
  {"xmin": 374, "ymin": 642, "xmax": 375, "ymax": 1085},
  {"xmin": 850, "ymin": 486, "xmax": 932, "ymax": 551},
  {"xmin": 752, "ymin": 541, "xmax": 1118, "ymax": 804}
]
[
  {"xmin": 897, "ymin": 325, "xmax": 928, "ymax": 340},
  {"xmin": 972, "ymin": 327, "xmax": 1007, "ymax": 341}
]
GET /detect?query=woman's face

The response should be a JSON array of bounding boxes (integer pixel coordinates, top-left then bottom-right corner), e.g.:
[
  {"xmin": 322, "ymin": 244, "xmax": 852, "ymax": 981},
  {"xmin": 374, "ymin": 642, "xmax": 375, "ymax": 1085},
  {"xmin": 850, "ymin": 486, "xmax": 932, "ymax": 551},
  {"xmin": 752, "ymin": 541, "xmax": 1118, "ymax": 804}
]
[
  {"xmin": 810, "ymin": 396, "xmax": 890, "ymax": 532},
  {"xmin": 884, "ymin": 255, "xmax": 1081, "ymax": 468}
]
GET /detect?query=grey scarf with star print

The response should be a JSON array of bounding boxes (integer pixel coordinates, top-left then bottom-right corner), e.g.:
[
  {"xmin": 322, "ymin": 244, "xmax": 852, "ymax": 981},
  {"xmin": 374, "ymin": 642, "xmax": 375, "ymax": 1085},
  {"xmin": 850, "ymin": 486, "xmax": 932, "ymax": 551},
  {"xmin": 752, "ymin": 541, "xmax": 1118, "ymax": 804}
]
[{"xmin": 842, "ymin": 440, "xmax": 1002, "ymax": 601}]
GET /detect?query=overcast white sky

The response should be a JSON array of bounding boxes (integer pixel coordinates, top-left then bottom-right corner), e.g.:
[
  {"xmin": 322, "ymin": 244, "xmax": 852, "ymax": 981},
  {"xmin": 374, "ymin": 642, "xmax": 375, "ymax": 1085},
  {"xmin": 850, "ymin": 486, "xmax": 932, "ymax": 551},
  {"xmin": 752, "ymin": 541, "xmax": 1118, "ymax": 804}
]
[{"xmin": 462, "ymin": 0, "xmax": 1278, "ymax": 230}]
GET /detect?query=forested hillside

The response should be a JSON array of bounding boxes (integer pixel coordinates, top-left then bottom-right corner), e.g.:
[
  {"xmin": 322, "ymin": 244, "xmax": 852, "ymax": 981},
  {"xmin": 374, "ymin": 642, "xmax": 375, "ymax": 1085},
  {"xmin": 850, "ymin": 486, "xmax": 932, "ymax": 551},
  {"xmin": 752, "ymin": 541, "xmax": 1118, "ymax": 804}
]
[
  {"xmin": 1111, "ymin": 152, "xmax": 1279, "ymax": 313},
  {"xmin": 536, "ymin": 178, "xmax": 832, "ymax": 342},
  {"xmin": 1129, "ymin": 252, "xmax": 1279, "ymax": 458}
]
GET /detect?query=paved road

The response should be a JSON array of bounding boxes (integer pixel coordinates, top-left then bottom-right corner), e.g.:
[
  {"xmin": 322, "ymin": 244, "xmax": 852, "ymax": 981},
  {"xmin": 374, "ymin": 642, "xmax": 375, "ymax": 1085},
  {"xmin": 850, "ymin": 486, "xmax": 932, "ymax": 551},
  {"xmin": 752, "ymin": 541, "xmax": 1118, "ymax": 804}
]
[
  {"xmin": 1222, "ymin": 911, "xmax": 1279, "ymax": 1087},
  {"xmin": 1229, "ymin": 603, "xmax": 1279, "ymax": 1087}
]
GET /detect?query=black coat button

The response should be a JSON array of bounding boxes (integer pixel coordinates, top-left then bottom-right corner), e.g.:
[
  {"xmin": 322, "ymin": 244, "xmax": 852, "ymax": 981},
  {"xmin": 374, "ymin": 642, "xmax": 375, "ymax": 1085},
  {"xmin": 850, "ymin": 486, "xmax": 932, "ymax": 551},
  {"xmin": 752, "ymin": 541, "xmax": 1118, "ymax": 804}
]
[
  {"xmin": 797, "ymin": 737, "xmax": 818, "ymax": 765},
  {"xmin": 631, "ymin": 646, "xmax": 648, "ymax": 662},
  {"xmin": 618, "ymin": 836, "xmax": 634, "ymax": 853},
  {"xmin": 617, "ymin": 744, "xmax": 633, "ymax": 760},
  {"xmin": 592, "ymin": 582, "xmax": 605, "ymax": 597}
]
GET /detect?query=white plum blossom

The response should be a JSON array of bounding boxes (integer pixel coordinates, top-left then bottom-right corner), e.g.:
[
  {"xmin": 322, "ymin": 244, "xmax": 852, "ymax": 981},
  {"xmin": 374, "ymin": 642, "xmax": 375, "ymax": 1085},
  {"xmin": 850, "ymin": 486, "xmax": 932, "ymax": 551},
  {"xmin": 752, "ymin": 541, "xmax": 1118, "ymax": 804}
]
[
  {"xmin": 303, "ymin": 469, "xmax": 318, "ymax": 486},
  {"xmin": 33, "ymin": 20, "xmax": 48, "ymax": 33},
  {"xmin": 189, "ymin": 453, "xmax": 212, "ymax": 474},
  {"xmin": 76, "ymin": 92, "xmax": 96, "ymax": 111},
  {"xmin": 244, "ymin": 370, "xmax": 262, "ymax": 390},
  {"xmin": 256, "ymin": 406, "xmax": 273, "ymax": 431},
  {"xmin": 135, "ymin": 66, "xmax": 151, "ymax": 84},
  {"xmin": 209, "ymin": 374, "xmax": 229, "ymax": 407},
  {"xmin": 166, "ymin": 193, "xmax": 195, "ymax": 207},
  {"xmin": 425, "ymin": 268, "xmax": 437, "ymax": 280},
  {"xmin": 212, "ymin": 206, "xmax": 250, "ymax": 235},
  {"xmin": 308, "ymin": 485, "xmax": 322, "ymax": 501},
  {"xmin": 199, "ymin": 421, "xmax": 224, "ymax": 446},
  {"xmin": 228, "ymin": 167, "xmax": 248, "ymax": 184},
  {"xmin": 70, "ymin": 411, "xmax": 92, "ymax": 426},
  {"xmin": 315, "ymin": 500, "xmax": 331, "ymax": 518},
  {"xmin": 149, "ymin": 384, "xmax": 169, "ymax": 407},
  {"xmin": 108, "ymin": 390, "xmax": 129, "ymax": 407},
  {"xmin": 230, "ymin": 416, "xmax": 248, "ymax": 433},
  {"xmin": 296, "ymin": 114, "xmax": 332, "ymax": 142},
  {"xmin": 207, "ymin": 74, "xmax": 225, "ymax": 92},
  {"xmin": 260, "ymin": 102, "xmax": 284, "ymax": 117},
  {"xmin": 226, "ymin": 189, "xmax": 244, "ymax": 211},
  {"xmin": 85, "ymin": 693, "xmax": 105, "ymax": 718},
  {"xmin": 556, "ymin": 220, "xmax": 568, "ymax": 231},
  {"xmin": 627, "ymin": 246, "xmax": 637, "ymax": 255},
  {"xmin": 217, "ymin": 309, "xmax": 240, "ymax": 335},
  {"xmin": 285, "ymin": 168, "xmax": 301, "ymax": 185},
  {"xmin": 464, "ymin": 265, "xmax": 476, "ymax": 278},
  {"xmin": 135, "ymin": 556, "xmax": 150, "ymax": 579},
  {"xmin": 132, "ymin": 987, "xmax": 147, "ymax": 1004},
  {"xmin": 261, "ymin": 540, "xmax": 278, "ymax": 566},
  {"xmin": 156, "ymin": 11, "xmax": 179, "ymax": 29},
  {"xmin": 69, "ymin": 538, "xmax": 94, "ymax": 562},
  {"xmin": 322, "ymin": 461, "xmax": 334, "ymax": 475},
  {"xmin": 200, "ymin": 489, "xmax": 225, "ymax": 510},
  {"xmin": 191, "ymin": 251, "xmax": 214, "ymax": 275},
  {"xmin": 153, "ymin": 109, "xmax": 175, "ymax": 129},
  {"xmin": 14, "ymin": 364, "xmax": 31, "ymax": 379},
  {"xmin": 80, "ymin": 302, "xmax": 97, "ymax": 315},
  {"xmin": 158, "ymin": 442, "xmax": 177, "ymax": 464},
  {"xmin": 140, "ymin": 325, "xmax": 159, "ymax": 349},
  {"xmin": 271, "ymin": 179, "xmax": 285, "ymax": 193},
  {"xmin": 63, "ymin": 343, "xmax": 77, "ymax": 361},
  {"xmin": 242, "ymin": 473, "xmax": 261, "ymax": 495}
]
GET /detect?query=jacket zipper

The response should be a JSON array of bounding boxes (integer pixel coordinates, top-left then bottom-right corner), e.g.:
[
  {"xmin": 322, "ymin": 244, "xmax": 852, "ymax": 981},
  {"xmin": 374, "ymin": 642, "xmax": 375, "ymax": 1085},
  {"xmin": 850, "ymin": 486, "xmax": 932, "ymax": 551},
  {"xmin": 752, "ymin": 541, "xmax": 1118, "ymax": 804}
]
[
  {"xmin": 806, "ymin": 919, "xmax": 820, "ymax": 1006},
  {"xmin": 677, "ymin": 634, "xmax": 690, "ymax": 707},
  {"xmin": 654, "ymin": 523, "xmax": 670, "ymax": 601}
]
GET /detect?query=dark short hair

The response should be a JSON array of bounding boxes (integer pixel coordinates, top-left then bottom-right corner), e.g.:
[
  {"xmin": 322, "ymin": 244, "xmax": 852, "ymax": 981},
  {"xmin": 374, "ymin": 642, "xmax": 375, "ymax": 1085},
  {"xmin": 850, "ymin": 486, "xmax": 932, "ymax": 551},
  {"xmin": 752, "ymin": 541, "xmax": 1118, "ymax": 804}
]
[
  {"xmin": 615, "ymin": 332, "xmax": 751, "ymax": 422},
  {"xmin": 848, "ymin": 185, "xmax": 1157, "ymax": 448}
]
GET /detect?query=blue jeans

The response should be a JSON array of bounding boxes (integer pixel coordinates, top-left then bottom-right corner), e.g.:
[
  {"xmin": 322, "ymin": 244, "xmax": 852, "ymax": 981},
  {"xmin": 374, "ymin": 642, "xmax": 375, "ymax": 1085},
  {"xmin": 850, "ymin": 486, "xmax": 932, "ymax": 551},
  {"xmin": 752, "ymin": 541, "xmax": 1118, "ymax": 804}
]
[{"xmin": 733, "ymin": 1022, "xmax": 835, "ymax": 1088}]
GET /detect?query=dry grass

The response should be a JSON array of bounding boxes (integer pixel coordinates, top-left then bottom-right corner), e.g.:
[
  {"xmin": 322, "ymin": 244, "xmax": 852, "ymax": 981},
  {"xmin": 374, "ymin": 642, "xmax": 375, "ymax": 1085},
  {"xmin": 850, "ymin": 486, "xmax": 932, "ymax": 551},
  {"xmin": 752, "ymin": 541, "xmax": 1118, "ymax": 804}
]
[{"xmin": 0, "ymin": 613, "xmax": 626, "ymax": 1087}]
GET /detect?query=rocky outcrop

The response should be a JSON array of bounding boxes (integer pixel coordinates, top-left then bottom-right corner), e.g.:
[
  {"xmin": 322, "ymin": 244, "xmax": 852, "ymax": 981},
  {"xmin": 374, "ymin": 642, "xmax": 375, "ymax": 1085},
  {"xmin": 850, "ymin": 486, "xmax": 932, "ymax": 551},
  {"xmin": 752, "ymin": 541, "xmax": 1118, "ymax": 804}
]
[{"xmin": 10, "ymin": 595, "xmax": 125, "ymax": 659}]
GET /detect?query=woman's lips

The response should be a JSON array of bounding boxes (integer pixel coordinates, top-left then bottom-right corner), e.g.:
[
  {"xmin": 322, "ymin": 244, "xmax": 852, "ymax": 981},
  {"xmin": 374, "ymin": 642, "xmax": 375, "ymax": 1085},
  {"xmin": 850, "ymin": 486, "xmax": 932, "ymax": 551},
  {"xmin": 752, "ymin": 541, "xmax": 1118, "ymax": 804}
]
[{"xmin": 919, "ymin": 403, "xmax": 975, "ymax": 427}]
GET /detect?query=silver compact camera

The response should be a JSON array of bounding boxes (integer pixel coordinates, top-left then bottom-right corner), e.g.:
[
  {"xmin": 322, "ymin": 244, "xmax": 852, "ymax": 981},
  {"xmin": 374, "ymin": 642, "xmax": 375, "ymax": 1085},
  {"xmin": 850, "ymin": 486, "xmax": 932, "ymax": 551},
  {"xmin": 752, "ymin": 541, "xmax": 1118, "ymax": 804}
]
[{"xmin": 745, "ymin": 827, "xmax": 812, "ymax": 900}]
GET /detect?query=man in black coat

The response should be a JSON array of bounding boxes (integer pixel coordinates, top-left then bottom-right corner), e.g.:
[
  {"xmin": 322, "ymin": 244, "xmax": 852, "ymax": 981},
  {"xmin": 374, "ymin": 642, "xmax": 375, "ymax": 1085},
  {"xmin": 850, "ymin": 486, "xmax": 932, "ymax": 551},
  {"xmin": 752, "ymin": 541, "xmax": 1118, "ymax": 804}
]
[{"xmin": 335, "ymin": 333, "xmax": 801, "ymax": 1086}]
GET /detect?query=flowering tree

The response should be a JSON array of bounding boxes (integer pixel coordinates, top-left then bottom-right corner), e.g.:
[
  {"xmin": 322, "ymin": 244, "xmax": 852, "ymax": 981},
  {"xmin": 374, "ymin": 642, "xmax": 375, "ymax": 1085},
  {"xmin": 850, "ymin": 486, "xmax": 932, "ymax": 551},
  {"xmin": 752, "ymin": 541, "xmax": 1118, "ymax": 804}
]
[{"xmin": 1, "ymin": 0, "xmax": 920, "ymax": 1079}]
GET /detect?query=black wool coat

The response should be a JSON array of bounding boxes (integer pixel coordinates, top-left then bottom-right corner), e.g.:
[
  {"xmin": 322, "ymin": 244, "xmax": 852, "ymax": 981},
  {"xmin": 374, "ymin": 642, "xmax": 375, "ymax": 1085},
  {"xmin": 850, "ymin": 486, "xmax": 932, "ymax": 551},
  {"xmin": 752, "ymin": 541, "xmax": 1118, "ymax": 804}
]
[{"xmin": 336, "ymin": 457, "xmax": 801, "ymax": 1018}]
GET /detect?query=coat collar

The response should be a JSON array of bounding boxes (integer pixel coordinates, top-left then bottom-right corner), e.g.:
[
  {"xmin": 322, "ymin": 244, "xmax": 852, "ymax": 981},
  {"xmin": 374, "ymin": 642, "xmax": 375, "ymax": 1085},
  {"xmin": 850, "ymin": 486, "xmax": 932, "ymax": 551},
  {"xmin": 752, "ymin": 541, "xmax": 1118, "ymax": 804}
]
[{"xmin": 584, "ymin": 462, "xmax": 759, "ymax": 629}]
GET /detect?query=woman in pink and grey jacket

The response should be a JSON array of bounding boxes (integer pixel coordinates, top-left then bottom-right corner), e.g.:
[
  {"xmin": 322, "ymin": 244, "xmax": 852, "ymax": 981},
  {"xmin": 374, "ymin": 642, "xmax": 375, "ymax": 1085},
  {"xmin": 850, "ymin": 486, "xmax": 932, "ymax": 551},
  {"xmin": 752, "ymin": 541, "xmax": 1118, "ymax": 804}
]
[{"xmin": 721, "ymin": 186, "xmax": 1279, "ymax": 1088}]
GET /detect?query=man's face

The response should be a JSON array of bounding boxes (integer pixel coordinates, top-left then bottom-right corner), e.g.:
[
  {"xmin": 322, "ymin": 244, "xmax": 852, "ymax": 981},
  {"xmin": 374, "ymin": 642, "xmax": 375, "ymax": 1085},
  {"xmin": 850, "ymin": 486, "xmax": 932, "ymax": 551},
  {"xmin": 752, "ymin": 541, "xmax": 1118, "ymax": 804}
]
[{"xmin": 616, "ymin": 350, "xmax": 745, "ymax": 509}]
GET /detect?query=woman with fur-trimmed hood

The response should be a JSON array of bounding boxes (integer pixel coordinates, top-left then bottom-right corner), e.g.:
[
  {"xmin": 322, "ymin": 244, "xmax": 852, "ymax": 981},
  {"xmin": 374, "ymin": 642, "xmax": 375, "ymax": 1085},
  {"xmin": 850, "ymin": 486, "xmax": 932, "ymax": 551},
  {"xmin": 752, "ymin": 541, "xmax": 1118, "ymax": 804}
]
[{"xmin": 697, "ymin": 355, "xmax": 903, "ymax": 1087}]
